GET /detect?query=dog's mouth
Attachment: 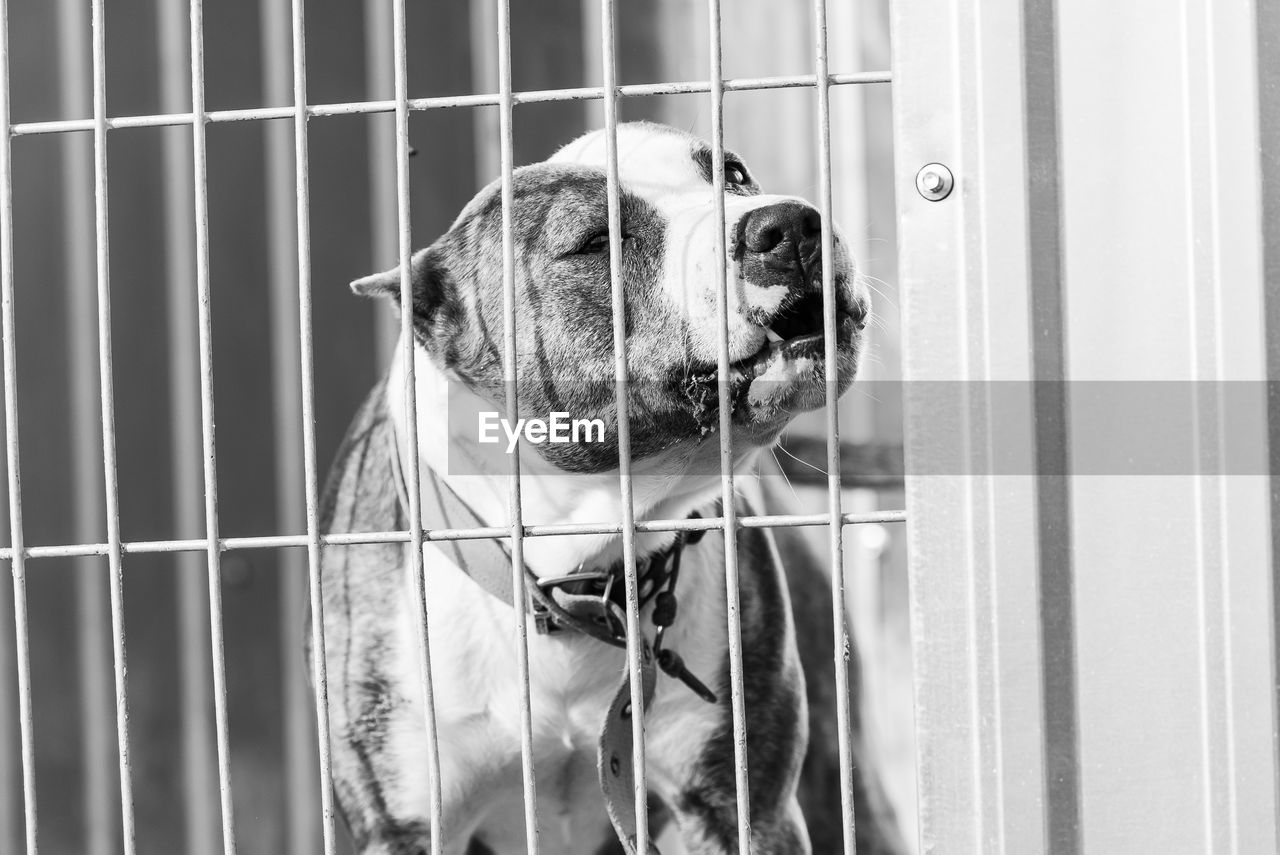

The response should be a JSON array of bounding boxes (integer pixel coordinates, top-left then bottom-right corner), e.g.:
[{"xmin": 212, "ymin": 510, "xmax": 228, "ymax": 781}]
[
  {"xmin": 728, "ymin": 292, "xmax": 852, "ymax": 383},
  {"xmin": 679, "ymin": 290, "xmax": 862, "ymax": 438}
]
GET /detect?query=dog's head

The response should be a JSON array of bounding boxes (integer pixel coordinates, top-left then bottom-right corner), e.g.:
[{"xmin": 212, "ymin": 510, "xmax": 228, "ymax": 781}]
[{"xmin": 354, "ymin": 122, "xmax": 868, "ymax": 473}]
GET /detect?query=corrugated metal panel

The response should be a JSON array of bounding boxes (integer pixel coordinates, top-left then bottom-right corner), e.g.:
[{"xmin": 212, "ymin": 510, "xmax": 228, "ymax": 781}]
[{"xmin": 894, "ymin": 0, "xmax": 1278, "ymax": 852}]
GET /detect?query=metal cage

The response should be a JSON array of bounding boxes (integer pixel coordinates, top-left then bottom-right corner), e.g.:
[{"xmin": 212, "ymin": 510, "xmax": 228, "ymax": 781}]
[
  {"xmin": 6, "ymin": 0, "xmax": 1275, "ymax": 853},
  {"xmin": 0, "ymin": 1, "xmax": 902, "ymax": 854}
]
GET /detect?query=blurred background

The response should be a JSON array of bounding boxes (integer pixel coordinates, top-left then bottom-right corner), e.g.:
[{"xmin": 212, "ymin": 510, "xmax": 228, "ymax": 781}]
[{"xmin": 0, "ymin": 1, "xmax": 907, "ymax": 852}]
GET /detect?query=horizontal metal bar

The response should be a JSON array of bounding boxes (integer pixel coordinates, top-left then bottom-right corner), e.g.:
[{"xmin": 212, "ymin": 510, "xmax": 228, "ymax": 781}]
[
  {"xmin": 9, "ymin": 71, "xmax": 890, "ymax": 137},
  {"xmin": 0, "ymin": 510, "xmax": 907, "ymax": 561}
]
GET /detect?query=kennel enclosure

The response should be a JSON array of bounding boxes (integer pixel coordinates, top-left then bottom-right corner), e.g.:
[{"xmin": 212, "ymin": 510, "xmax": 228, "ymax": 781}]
[{"xmin": 1, "ymin": 0, "xmax": 1278, "ymax": 854}]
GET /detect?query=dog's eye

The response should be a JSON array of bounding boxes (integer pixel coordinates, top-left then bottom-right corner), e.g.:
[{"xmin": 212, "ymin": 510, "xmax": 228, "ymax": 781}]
[
  {"xmin": 574, "ymin": 231, "xmax": 628, "ymax": 255},
  {"xmin": 725, "ymin": 161, "xmax": 750, "ymax": 187},
  {"xmin": 578, "ymin": 232, "xmax": 610, "ymax": 254}
]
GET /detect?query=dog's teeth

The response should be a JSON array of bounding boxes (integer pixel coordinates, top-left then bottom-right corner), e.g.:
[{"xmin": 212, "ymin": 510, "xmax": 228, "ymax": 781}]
[{"xmin": 765, "ymin": 327, "xmax": 784, "ymax": 343}]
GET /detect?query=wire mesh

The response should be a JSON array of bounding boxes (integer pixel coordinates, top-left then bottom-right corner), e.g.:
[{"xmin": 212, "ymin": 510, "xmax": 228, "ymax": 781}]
[{"xmin": 0, "ymin": 2, "xmax": 898, "ymax": 853}]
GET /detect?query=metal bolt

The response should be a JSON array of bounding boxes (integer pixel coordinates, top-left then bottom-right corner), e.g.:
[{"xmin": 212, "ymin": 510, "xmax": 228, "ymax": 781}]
[{"xmin": 915, "ymin": 162, "xmax": 954, "ymax": 201}]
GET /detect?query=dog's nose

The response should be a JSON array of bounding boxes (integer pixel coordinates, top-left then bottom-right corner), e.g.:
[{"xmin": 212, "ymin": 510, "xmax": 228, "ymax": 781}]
[
  {"xmin": 742, "ymin": 201, "xmax": 821, "ymax": 253},
  {"xmin": 739, "ymin": 202, "xmax": 823, "ymax": 286}
]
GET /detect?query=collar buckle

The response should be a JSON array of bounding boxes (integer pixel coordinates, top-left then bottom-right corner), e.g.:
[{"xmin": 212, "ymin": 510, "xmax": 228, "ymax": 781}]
[{"xmin": 532, "ymin": 598, "xmax": 561, "ymax": 635}]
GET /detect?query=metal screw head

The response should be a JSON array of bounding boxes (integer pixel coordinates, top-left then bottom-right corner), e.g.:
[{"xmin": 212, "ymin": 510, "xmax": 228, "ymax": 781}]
[{"xmin": 915, "ymin": 162, "xmax": 954, "ymax": 201}]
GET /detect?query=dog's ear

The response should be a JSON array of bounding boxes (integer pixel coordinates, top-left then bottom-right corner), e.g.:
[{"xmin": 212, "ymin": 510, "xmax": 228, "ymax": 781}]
[
  {"xmin": 349, "ymin": 267, "xmax": 400, "ymax": 300},
  {"xmin": 351, "ymin": 247, "xmax": 476, "ymax": 366},
  {"xmin": 350, "ymin": 248, "xmax": 450, "ymax": 323}
]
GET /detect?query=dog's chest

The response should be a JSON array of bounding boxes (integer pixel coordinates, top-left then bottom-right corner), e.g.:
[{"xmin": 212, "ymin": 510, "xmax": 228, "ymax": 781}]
[
  {"xmin": 377, "ymin": 537, "xmax": 728, "ymax": 846},
  {"xmin": 382, "ymin": 547, "xmax": 629, "ymax": 813}
]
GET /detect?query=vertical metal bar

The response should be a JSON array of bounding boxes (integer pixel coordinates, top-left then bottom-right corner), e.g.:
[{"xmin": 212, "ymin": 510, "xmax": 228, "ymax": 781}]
[
  {"xmin": 56, "ymin": 0, "xmax": 116, "ymax": 848},
  {"xmin": 597, "ymin": 0, "xmax": 649, "ymax": 848},
  {"xmin": 1188, "ymin": 5, "xmax": 1274, "ymax": 852},
  {"xmin": 1178, "ymin": 0, "xmax": 1235, "ymax": 850},
  {"xmin": 187, "ymin": 1, "xmax": 238, "ymax": 851},
  {"xmin": 158, "ymin": 22, "xmax": 213, "ymax": 855},
  {"xmin": 0, "ymin": 493, "xmax": 15, "ymax": 854},
  {"xmin": 495, "ymin": 2, "xmax": 540, "ymax": 851},
  {"xmin": 810, "ymin": 1, "xmax": 857, "ymax": 851},
  {"xmin": 706, "ymin": 1, "xmax": 752, "ymax": 851},
  {"xmin": 287, "ymin": 1, "xmax": 339, "ymax": 851},
  {"xmin": 0, "ymin": 463, "xmax": 15, "ymax": 851},
  {"xmin": 1261, "ymin": 0, "xmax": 1280, "ymax": 833},
  {"xmin": 260, "ymin": 0, "xmax": 319, "ymax": 849},
  {"xmin": 0, "ymin": 4, "xmax": 38, "ymax": 852},
  {"xmin": 90, "ymin": 0, "xmax": 139, "ymax": 849},
  {"xmin": 156, "ymin": 0, "xmax": 218, "ymax": 852},
  {"xmin": 956, "ymin": 7, "xmax": 1017, "ymax": 848},
  {"xmin": 1022, "ymin": 1, "xmax": 1080, "ymax": 852},
  {"xmin": 390, "ymin": 1, "xmax": 445, "ymax": 851}
]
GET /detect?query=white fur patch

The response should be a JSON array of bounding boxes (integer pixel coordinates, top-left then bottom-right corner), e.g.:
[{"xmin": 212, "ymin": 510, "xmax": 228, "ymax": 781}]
[{"xmin": 551, "ymin": 125, "xmax": 840, "ymax": 366}]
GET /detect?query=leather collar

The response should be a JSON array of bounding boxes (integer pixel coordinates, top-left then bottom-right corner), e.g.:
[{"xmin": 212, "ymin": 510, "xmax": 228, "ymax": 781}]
[{"xmin": 386, "ymin": 419, "xmax": 716, "ymax": 702}]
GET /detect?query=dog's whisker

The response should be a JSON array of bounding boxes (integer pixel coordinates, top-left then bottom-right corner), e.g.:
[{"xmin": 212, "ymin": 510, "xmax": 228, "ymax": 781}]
[
  {"xmin": 770, "ymin": 444, "xmax": 803, "ymax": 505},
  {"xmin": 859, "ymin": 274, "xmax": 899, "ymax": 308},
  {"xmin": 774, "ymin": 440, "xmax": 830, "ymax": 480},
  {"xmin": 853, "ymin": 385, "xmax": 885, "ymax": 405}
]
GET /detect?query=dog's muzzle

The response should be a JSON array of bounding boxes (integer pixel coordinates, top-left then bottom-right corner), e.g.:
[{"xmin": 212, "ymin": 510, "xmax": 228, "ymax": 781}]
[{"xmin": 678, "ymin": 199, "xmax": 865, "ymax": 441}]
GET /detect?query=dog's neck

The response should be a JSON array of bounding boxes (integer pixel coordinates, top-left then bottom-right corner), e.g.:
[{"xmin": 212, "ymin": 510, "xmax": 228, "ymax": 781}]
[{"xmin": 385, "ymin": 341, "xmax": 758, "ymax": 575}]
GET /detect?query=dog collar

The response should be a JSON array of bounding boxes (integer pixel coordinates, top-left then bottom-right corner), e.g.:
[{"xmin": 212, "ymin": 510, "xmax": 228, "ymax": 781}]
[{"xmin": 385, "ymin": 414, "xmax": 717, "ymax": 701}]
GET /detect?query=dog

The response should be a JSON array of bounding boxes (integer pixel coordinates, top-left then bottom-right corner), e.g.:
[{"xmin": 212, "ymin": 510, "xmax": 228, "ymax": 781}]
[{"xmin": 315, "ymin": 121, "xmax": 905, "ymax": 854}]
